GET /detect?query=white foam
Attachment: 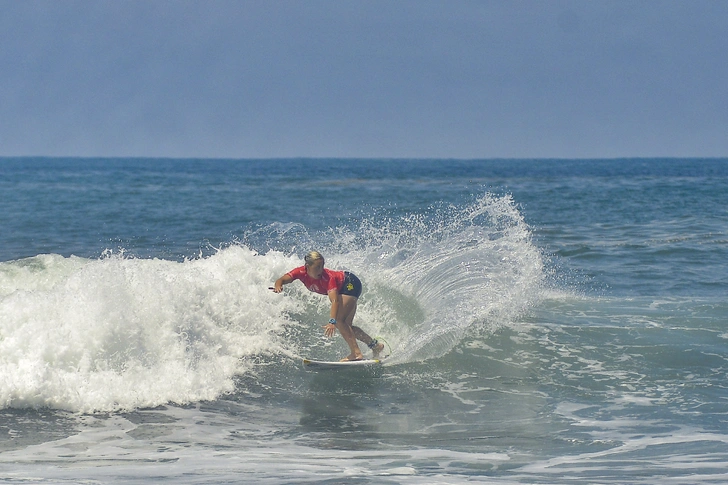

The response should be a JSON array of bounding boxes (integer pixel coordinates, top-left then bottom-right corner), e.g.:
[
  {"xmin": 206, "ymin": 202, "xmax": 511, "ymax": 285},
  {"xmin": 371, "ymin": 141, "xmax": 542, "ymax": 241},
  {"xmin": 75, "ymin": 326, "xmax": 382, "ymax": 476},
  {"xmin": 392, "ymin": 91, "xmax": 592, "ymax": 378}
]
[{"xmin": 0, "ymin": 248, "xmax": 300, "ymax": 412}]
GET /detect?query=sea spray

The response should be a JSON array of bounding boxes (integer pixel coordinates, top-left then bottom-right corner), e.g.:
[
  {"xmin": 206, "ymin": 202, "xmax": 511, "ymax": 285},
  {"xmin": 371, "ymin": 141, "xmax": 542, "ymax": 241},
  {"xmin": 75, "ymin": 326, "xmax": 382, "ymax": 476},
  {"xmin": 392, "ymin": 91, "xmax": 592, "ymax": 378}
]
[{"xmin": 363, "ymin": 194, "xmax": 544, "ymax": 362}]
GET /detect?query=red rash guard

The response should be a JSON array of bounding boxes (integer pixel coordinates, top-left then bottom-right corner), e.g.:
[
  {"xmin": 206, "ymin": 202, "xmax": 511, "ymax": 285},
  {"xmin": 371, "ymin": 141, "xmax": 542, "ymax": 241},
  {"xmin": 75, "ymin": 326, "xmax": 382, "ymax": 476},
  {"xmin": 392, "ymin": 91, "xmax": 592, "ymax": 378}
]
[{"xmin": 286, "ymin": 266, "xmax": 346, "ymax": 295}]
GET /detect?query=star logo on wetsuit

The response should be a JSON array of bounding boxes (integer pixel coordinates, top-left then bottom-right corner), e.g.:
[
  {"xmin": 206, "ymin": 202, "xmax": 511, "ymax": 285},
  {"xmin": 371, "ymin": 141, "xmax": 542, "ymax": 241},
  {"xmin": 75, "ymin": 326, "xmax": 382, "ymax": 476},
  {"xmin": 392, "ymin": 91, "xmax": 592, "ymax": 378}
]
[{"xmin": 346, "ymin": 283, "xmax": 354, "ymax": 291}]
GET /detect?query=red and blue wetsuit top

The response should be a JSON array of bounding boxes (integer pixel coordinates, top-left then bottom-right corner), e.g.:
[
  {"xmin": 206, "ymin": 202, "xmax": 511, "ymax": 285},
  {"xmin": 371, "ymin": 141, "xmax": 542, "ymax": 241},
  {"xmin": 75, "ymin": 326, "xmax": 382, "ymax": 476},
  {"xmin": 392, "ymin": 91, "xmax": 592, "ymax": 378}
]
[{"xmin": 286, "ymin": 266, "xmax": 346, "ymax": 295}]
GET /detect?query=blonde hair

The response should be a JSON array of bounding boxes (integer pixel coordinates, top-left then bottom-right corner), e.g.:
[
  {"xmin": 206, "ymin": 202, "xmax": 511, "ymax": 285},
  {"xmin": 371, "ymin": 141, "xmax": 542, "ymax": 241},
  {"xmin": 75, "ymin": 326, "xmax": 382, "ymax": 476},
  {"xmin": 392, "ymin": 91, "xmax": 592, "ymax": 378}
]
[{"xmin": 304, "ymin": 250, "xmax": 324, "ymax": 266}]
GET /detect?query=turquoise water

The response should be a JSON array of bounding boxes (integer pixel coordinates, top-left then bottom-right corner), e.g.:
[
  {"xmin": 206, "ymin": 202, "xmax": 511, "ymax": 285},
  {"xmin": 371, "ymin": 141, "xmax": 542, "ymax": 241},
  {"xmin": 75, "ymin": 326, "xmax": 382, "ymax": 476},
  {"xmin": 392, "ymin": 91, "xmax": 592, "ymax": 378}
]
[{"xmin": 1, "ymin": 158, "xmax": 727, "ymax": 483}]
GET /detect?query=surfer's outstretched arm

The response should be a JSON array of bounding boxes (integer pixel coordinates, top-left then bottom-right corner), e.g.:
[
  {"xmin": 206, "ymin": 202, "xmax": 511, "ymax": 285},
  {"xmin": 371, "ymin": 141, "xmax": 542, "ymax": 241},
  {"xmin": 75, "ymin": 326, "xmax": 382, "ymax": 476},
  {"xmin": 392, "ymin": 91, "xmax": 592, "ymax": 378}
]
[{"xmin": 273, "ymin": 274, "xmax": 293, "ymax": 293}]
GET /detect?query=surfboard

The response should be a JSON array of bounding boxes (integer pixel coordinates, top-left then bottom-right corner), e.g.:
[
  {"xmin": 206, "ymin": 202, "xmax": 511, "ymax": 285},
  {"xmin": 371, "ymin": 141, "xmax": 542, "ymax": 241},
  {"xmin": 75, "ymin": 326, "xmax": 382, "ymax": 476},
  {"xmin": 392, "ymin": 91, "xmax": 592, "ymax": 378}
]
[{"xmin": 302, "ymin": 358, "xmax": 382, "ymax": 370}]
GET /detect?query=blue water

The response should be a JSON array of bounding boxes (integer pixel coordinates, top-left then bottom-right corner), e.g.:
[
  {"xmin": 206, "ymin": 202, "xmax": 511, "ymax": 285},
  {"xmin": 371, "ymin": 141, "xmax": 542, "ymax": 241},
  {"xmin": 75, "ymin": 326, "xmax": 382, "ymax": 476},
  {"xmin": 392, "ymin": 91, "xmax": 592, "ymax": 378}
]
[{"xmin": 1, "ymin": 158, "xmax": 727, "ymax": 483}]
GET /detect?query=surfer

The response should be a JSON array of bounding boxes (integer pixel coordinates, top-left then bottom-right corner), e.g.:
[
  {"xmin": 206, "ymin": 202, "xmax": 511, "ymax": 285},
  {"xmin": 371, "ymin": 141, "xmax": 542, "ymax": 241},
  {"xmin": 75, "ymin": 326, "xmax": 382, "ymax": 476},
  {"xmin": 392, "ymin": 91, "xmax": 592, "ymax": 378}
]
[{"xmin": 272, "ymin": 251, "xmax": 384, "ymax": 361}]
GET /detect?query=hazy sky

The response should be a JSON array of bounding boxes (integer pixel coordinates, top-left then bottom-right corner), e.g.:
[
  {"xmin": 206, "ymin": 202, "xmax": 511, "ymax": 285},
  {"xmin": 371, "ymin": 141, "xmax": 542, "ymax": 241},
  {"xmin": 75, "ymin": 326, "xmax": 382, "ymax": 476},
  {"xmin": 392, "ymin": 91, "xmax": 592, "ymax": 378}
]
[{"xmin": 1, "ymin": 0, "xmax": 726, "ymax": 159}]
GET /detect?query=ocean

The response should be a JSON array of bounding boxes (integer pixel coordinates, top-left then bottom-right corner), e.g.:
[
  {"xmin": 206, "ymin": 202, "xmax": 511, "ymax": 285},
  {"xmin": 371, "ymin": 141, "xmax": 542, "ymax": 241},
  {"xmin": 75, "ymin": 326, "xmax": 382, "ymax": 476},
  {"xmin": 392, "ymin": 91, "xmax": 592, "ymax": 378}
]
[{"xmin": 0, "ymin": 158, "xmax": 727, "ymax": 483}]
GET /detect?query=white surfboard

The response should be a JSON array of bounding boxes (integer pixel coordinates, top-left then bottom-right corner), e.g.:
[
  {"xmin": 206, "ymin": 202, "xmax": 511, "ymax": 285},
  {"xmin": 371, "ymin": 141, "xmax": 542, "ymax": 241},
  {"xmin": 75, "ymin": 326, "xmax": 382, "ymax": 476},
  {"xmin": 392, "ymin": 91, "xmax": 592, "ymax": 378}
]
[{"xmin": 302, "ymin": 358, "xmax": 383, "ymax": 370}]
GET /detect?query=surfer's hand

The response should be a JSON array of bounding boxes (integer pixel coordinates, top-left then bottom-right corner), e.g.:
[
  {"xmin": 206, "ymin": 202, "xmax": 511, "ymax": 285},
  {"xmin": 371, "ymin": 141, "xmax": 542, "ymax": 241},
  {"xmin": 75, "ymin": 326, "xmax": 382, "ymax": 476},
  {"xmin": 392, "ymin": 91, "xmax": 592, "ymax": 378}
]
[{"xmin": 323, "ymin": 323, "xmax": 337, "ymax": 337}]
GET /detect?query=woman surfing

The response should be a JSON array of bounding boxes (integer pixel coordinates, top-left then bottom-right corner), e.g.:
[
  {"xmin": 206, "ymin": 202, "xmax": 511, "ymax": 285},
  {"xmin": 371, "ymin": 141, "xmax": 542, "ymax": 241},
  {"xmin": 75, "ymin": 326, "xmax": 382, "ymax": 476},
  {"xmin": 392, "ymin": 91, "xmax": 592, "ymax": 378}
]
[{"xmin": 272, "ymin": 251, "xmax": 384, "ymax": 361}]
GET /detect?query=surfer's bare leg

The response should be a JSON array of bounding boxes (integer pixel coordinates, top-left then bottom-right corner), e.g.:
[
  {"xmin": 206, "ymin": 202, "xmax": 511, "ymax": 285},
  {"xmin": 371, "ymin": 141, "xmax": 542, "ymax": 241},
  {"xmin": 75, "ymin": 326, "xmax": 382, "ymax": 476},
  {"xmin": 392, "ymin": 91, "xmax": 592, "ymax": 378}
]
[
  {"xmin": 337, "ymin": 321, "xmax": 364, "ymax": 361},
  {"xmin": 337, "ymin": 295, "xmax": 364, "ymax": 361},
  {"xmin": 351, "ymin": 326, "xmax": 385, "ymax": 357},
  {"xmin": 339, "ymin": 294, "xmax": 384, "ymax": 358}
]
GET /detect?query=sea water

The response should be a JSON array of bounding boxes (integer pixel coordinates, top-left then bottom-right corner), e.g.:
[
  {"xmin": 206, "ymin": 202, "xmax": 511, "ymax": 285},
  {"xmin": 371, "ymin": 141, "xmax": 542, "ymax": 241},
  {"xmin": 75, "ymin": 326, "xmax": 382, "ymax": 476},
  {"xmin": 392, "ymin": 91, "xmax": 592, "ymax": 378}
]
[{"xmin": 0, "ymin": 158, "xmax": 727, "ymax": 483}]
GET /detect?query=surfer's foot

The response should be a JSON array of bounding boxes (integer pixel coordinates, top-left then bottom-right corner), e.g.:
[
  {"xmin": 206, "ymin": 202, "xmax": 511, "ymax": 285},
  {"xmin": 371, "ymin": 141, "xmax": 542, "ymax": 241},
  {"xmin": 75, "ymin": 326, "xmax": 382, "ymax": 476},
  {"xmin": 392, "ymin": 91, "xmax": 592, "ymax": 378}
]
[
  {"xmin": 371, "ymin": 342, "xmax": 385, "ymax": 358},
  {"xmin": 340, "ymin": 353, "xmax": 364, "ymax": 362}
]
